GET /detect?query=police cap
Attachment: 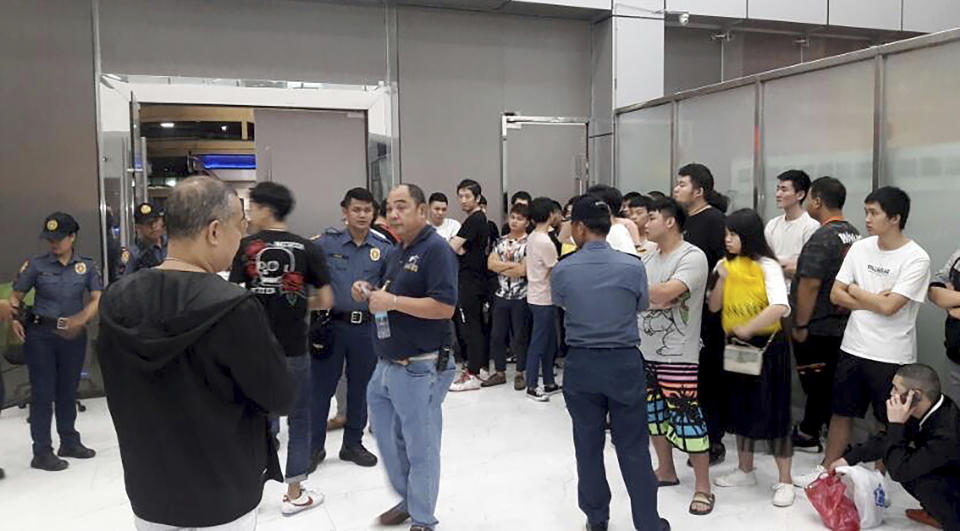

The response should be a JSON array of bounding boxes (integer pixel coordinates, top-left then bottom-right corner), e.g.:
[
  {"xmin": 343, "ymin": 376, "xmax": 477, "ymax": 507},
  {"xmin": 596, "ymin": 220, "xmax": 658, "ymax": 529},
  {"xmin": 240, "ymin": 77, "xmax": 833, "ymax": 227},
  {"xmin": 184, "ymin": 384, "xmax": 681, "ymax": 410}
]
[
  {"xmin": 40, "ymin": 212, "xmax": 80, "ymax": 241},
  {"xmin": 134, "ymin": 202, "xmax": 163, "ymax": 225}
]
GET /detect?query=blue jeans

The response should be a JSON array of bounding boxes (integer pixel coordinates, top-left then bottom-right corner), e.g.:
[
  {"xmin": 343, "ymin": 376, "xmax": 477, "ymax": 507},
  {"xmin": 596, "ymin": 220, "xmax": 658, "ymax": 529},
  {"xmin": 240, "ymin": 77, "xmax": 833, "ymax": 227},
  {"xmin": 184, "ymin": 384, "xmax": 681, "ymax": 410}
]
[
  {"xmin": 563, "ymin": 347, "xmax": 661, "ymax": 530},
  {"xmin": 272, "ymin": 355, "xmax": 311, "ymax": 483},
  {"xmin": 526, "ymin": 304, "xmax": 557, "ymax": 389},
  {"xmin": 311, "ymin": 321, "xmax": 377, "ymax": 451},
  {"xmin": 25, "ymin": 327, "xmax": 86, "ymax": 456},
  {"xmin": 367, "ymin": 357, "xmax": 456, "ymax": 529}
]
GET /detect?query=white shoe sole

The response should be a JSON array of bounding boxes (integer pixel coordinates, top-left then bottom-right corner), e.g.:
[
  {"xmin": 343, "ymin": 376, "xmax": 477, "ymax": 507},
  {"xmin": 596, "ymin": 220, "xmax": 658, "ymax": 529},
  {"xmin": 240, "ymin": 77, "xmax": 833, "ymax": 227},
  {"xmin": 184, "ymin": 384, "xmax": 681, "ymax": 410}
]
[{"xmin": 281, "ymin": 495, "xmax": 325, "ymax": 516}]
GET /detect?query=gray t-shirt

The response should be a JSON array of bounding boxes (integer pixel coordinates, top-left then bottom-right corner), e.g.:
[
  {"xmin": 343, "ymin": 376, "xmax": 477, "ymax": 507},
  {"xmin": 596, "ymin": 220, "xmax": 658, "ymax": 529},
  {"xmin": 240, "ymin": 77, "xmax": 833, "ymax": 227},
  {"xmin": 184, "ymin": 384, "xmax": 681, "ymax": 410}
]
[{"xmin": 638, "ymin": 241, "xmax": 708, "ymax": 364}]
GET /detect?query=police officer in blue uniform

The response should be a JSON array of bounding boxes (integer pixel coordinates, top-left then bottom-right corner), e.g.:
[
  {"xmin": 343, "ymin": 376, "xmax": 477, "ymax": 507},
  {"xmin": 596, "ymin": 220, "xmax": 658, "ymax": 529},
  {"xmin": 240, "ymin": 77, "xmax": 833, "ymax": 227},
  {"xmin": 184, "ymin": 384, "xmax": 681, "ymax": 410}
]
[
  {"xmin": 311, "ymin": 187, "xmax": 392, "ymax": 468},
  {"xmin": 10, "ymin": 212, "xmax": 103, "ymax": 472},
  {"xmin": 122, "ymin": 202, "xmax": 167, "ymax": 275},
  {"xmin": 355, "ymin": 183, "xmax": 458, "ymax": 531},
  {"xmin": 552, "ymin": 197, "xmax": 670, "ymax": 531}
]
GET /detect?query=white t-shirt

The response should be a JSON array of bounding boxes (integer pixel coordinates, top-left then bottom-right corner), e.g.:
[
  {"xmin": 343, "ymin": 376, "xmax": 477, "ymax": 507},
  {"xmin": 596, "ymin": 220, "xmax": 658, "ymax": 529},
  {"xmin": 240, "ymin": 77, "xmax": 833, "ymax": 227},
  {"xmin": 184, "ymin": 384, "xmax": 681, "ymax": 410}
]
[
  {"xmin": 526, "ymin": 231, "xmax": 558, "ymax": 306},
  {"xmin": 835, "ymin": 236, "xmax": 931, "ymax": 364},
  {"xmin": 765, "ymin": 212, "xmax": 820, "ymax": 263},
  {"xmin": 638, "ymin": 241, "xmax": 708, "ymax": 365},
  {"xmin": 637, "ymin": 240, "xmax": 659, "ymax": 263},
  {"xmin": 432, "ymin": 217, "xmax": 461, "ymax": 241},
  {"xmin": 607, "ymin": 223, "xmax": 637, "ymax": 255}
]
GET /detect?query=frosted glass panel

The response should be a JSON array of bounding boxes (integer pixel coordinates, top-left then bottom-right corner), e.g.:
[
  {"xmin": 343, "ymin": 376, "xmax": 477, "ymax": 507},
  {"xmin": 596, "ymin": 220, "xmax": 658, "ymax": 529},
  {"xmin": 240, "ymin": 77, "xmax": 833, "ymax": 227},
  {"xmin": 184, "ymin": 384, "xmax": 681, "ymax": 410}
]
[
  {"xmin": 616, "ymin": 104, "xmax": 672, "ymax": 195},
  {"xmin": 885, "ymin": 40, "xmax": 960, "ymax": 374},
  {"xmin": 762, "ymin": 60, "xmax": 874, "ymax": 233},
  {"xmin": 677, "ymin": 86, "xmax": 755, "ymax": 213}
]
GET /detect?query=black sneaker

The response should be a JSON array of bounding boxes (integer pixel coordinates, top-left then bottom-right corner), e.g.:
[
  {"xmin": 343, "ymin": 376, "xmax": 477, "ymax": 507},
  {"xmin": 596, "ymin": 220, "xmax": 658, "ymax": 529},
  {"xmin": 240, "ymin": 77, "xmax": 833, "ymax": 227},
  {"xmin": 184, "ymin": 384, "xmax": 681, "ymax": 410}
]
[
  {"xmin": 57, "ymin": 443, "xmax": 96, "ymax": 459},
  {"xmin": 792, "ymin": 426, "xmax": 824, "ymax": 453},
  {"xmin": 340, "ymin": 444, "xmax": 378, "ymax": 467},
  {"xmin": 543, "ymin": 383, "xmax": 562, "ymax": 396},
  {"xmin": 660, "ymin": 517, "xmax": 671, "ymax": 531},
  {"xmin": 31, "ymin": 452, "xmax": 69, "ymax": 471},
  {"xmin": 308, "ymin": 448, "xmax": 326, "ymax": 474},
  {"xmin": 0, "ymin": 467, "xmax": 5, "ymax": 480},
  {"xmin": 586, "ymin": 522, "xmax": 608, "ymax": 531},
  {"xmin": 526, "ymin": 387, "xmax": 549, "ymax": 402}
]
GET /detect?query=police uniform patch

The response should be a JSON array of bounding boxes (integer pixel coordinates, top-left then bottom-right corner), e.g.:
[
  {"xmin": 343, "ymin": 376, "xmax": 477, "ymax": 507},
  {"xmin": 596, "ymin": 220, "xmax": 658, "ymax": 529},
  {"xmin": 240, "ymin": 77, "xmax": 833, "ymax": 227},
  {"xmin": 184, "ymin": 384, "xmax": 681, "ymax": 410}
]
[
  {"xmin": 75, "ymin": 262, "xmax": 87, "ymax": 275},
  {"xmin": 370, "ymin": 248, "xmax": 381, "ymax": 262},
  {"xmin": 19, "ymin": 260, "xmax": 29, "ymax": 273},
  {"xmin": 140, "ymin": 204, "xmax": 152, "ymax": 215},
  {"xmin": 46, "ymin": 219, "xmax": 58, "ymax": 231}
]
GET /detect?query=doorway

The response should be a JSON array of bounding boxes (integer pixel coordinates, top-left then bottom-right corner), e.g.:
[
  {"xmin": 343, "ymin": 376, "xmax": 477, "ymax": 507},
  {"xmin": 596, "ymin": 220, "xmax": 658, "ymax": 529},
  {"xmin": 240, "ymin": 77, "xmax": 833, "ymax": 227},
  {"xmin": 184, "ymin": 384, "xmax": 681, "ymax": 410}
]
[{"xmin": 500, "ymin": 115, "xmax": 589, "ymax": 218}]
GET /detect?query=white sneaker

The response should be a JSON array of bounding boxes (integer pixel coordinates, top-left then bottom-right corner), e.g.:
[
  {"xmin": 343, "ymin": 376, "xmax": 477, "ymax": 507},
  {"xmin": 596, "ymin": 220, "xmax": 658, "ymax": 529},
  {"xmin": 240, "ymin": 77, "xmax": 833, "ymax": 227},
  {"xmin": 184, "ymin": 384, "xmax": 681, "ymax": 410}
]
[
  {"xmin": 449, "ymin": 372, "xmax": 482, "ymax": 392},
  {"xmin": 772, "ymin": 483, "xmax": 796, "ymax": 507},
  {"xmin": 281, "ymin": 488, "xmax": 324, "ymax": 516},
  {"xmin": 793, "ymin": 464, "xmax": 826, "ymax": 488},
  {"xmin": 714, "ymin": 469, "xmax": 758, "ymax": 488},
  {"xmin": 478, "ymin": 368, "xmax": 491, "ymax": 381}
]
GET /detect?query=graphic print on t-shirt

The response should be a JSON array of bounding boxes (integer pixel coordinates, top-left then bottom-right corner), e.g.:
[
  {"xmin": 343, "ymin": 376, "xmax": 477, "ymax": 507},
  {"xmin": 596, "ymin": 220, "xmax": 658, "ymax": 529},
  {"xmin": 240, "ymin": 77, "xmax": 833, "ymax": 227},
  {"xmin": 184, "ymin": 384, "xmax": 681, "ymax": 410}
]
[
  {"xmin": 640, "ymin": 291, "xmax": 691, "ymax": 356},
  {"xmin": 241, "ymin": 239, "xmax": 307, "ymax": 305}
]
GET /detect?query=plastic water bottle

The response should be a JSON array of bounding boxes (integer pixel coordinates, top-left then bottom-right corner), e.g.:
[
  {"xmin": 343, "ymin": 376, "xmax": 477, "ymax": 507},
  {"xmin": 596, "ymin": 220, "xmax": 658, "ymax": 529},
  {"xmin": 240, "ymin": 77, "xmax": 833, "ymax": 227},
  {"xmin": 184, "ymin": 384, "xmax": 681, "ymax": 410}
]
[{"xmin": 375, "ymin": 311, "xmax": 391, "ymax": 339}]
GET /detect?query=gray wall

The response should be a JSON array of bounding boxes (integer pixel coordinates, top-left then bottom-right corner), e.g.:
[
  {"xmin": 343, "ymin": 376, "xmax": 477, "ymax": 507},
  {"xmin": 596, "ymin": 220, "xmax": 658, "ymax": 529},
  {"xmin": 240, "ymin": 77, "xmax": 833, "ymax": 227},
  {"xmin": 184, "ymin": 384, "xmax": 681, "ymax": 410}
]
[
  {"xmin": 397, "ymin": 6, "xmax": 591, "ymax": 224},
  {"xmin": 0, "ymin": 1, "xmax": 101, "ymax": 280},
  {"xmin": 98, "ymin": 0, "xmax": 387, "ymax": 84}
]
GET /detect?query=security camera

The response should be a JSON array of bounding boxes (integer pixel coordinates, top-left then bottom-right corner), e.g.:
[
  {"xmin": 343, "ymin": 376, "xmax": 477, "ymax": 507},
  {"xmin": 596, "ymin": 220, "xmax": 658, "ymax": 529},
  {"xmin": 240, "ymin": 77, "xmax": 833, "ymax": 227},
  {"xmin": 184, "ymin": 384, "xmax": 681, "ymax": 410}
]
[{"xmin": 679, "ymin": 12, "xmax": 690, "ymax": 26}]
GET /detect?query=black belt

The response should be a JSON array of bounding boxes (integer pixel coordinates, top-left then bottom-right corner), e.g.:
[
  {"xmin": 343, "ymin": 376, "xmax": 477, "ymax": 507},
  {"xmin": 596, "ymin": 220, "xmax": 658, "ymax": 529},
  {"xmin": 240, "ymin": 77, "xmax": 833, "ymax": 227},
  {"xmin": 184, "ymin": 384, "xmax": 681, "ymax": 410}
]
[
  {"xmin": 332, "ymin": 311, "xmax": 372, "ymax": 325},
  {"xmin": 27, "ymin": 314, "xmax": 68, "ymax": 330}
]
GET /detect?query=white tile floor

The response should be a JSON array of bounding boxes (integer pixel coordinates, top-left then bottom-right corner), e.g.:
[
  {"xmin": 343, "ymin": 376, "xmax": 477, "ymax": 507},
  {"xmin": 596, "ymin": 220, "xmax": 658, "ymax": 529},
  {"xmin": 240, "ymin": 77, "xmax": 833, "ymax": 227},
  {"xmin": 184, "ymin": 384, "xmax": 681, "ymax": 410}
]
[{"xmin": 0, "ymin": 369, "xmax": 928, "ymax": 531}]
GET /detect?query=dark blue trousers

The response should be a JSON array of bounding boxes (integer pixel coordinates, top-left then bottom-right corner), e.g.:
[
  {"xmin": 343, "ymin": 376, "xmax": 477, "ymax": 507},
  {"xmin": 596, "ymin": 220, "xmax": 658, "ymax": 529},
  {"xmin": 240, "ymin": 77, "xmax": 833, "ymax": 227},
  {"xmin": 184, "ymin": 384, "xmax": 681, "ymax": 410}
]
[
  {"xmin": 312, "ymin": 321, "xmax": 377, "ymax": 450},
  {"xmin": 24, "ymin": 327, "xmax": 86, "ymax": 456},
  {"xmin": 563, "ymin": 347, "xmax": 661, "ymax": 531}
]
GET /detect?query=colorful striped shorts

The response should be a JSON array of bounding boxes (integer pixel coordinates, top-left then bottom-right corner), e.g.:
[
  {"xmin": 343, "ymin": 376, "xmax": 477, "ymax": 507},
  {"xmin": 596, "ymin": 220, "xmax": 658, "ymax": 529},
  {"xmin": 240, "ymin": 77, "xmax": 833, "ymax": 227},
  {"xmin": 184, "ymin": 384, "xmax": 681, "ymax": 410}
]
[{"xmin": 645, "ymin": 361, "xmax": 710, "ymax": 454}]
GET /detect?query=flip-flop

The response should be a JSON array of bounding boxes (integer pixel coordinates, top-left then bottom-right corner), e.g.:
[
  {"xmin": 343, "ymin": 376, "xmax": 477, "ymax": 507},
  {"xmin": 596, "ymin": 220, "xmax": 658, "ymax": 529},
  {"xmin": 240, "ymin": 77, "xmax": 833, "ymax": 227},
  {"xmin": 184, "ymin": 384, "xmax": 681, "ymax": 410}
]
[
  {"xmin": 689, "ymin": 491, "xmax": 716, "ymax": 516},
  {"xmin": 657, "ymin": 478, "xmax": 680, "ymax": 487}
]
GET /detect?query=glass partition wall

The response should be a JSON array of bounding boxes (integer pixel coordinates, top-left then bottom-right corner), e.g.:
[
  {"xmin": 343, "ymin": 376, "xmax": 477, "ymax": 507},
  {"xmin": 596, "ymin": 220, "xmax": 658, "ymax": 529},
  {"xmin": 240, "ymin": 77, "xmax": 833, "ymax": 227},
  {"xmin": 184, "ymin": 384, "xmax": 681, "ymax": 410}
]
[{"xmin": 615, "ymin": 28, "xmax": 960, "ymax": 375}]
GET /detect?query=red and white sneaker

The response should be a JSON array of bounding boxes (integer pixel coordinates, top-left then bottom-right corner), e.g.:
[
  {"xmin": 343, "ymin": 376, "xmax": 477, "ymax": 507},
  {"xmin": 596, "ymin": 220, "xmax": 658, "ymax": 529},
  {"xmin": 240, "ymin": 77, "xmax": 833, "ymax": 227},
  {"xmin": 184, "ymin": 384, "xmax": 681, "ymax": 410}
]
[
  {"xmin": 449, "ymin": 371, "xmax": 482, "ymax": 392},
  {"xmin": 281, "ymin": 488, "xmax": 324, "ymax": 516}
]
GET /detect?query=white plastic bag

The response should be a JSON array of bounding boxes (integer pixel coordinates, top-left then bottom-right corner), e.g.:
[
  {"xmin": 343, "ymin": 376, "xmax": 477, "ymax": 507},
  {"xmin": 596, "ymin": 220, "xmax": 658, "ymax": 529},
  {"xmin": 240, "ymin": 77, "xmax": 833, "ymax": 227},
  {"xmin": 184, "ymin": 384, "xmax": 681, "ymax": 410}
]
[{"xmin": 836, "ymin": 465, "xmax": 891, "ymax": 529}]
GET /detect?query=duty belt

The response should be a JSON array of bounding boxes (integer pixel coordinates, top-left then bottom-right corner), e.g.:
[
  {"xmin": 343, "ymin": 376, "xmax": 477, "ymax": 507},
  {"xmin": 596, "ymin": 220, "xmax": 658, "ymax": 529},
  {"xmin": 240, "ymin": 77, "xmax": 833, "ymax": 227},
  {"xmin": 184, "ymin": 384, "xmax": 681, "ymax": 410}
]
[
  {"xmin": 332, "ymin": 310, "xmax": 372, "ymax": 325},
  {"xmin": 27, "ymin": 314, "xmax": 69, "ymax": 330}
]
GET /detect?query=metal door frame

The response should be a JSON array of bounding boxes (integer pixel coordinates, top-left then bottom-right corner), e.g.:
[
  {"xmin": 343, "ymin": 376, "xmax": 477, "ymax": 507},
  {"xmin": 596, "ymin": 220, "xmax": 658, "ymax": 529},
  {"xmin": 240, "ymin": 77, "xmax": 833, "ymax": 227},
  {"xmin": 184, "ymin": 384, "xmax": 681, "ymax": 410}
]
[{"xmin": 500, "ymin": 115, "xmax": 590, "ymax": 218}]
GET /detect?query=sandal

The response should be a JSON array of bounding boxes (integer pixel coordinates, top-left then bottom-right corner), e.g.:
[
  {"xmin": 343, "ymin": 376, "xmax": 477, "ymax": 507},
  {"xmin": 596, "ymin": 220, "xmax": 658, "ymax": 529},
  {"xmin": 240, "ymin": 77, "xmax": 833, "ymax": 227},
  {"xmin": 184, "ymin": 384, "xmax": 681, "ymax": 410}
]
[
  {"xmin": 689, "ymin": 491, "xmax": 716, "ymax": 516},
  {"xmin": 657, "ymin": 478, "xmax": 680, "ymax": 487}
]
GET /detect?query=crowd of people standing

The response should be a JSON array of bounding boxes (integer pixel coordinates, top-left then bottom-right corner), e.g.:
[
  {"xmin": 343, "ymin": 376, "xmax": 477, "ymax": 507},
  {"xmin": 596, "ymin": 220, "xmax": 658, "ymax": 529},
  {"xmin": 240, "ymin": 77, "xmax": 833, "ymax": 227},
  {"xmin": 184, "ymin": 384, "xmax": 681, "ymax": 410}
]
[{"xmin": 4, "ymin": 161, "xmax": 960, "ymax": 531}]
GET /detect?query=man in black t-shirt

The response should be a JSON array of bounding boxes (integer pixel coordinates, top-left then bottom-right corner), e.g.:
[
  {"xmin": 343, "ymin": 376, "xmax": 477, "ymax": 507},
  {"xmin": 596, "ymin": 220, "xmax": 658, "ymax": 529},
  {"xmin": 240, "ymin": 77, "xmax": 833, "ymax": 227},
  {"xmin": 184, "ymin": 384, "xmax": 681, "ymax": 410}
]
[
  {"xmin": 449, "ymin": 179, "xmax": 490, "ymax": 391},
  {"xmin": 673, "ymin": 162, "xmax": 728, "ymax": 466},
  {"xmin": 229, "ymin": 182, "xmax": 331, "ymax": 517},
  {"xmin": 791, "ymin": 177, "xmax": 861, "ymax": 452}
]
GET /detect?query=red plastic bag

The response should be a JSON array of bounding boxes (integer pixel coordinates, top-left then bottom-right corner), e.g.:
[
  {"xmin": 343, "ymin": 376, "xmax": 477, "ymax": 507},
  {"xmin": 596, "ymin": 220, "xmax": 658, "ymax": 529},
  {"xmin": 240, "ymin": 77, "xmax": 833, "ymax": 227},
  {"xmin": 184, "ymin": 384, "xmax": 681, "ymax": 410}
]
[{"xmin": 805, "ymin": 473, "xmax": 861, "ymax": 531}]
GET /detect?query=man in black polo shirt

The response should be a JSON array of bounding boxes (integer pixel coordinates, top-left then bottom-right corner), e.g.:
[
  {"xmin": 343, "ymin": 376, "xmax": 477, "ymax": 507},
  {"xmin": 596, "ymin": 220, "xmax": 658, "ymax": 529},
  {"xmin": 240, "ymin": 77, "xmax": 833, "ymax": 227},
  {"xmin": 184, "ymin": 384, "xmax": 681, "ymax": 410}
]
[
  {"xmin": 448, "ymin": 178, "xmax": 490, "ymax": 391},
  {"xmin": 355, "ymin": 183, "xmax": 458, "ymax": 531}
]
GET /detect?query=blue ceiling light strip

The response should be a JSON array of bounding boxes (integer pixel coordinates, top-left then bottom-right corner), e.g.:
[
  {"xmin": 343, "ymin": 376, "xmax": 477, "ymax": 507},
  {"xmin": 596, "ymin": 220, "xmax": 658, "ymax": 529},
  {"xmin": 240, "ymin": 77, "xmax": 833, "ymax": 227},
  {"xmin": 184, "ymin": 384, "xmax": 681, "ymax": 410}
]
[{"xmin": 199, "ymin": 154, "xmax": 256, "ymax": 170}]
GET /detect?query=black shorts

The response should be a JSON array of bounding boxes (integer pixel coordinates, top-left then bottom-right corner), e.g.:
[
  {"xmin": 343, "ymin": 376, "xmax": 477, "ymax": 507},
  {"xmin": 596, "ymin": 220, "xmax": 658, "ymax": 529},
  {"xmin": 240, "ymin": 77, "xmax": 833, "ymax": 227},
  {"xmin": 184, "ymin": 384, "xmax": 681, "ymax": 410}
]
[{"xmin": 831, "ymin": 351, "xmax": 900, "ymax": 423}]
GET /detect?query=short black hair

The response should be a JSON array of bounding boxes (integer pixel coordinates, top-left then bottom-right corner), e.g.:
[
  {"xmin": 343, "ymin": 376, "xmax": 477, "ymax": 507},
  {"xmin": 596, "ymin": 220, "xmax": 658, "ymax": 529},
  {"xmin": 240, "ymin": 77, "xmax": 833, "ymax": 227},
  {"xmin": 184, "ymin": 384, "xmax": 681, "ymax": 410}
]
[
  {"xmin": 249, "ymin": 181, "xmax": 294, "ymax": 221},
  {"xmin": 586, "ymin": 184, "xmax": 622, "ymax": 215},
  {"xmin": 810, "ymin": 176, "xmax": 846, "ymax": 210},
  {"xmin": 428, "ymin": 192, "xmax": 448, "ymax": 205},
  {"xmin": 478, "ymin": 195, "xmax": 488, "ymax": 206},
  {"xmin": 400, "ymin": 183, "xmax": 427, "ymax": 206},
  {"xmin": 571, "ymin": 196, "xmax": 612, "ymax": 236},
  {"xmin": 456, "ymin": 179, "xmax": 482, "ymax": 199},
  {"xmin": 678, "ymin": 163, "xmax": 728, "ymax": 213},
  {"xmin": 649, "ymin": 197, "xmax": 686, "ymax": 231},
  {"xmin": 648, "ymin": 191, "xmax": 667, "ymax": 199},
  {"xmin": 509, "ymin": 202, "xmax": 529, "ymax": 219},
  {"xmin": 550, "ymin": 200, "xmax": 562, "ymax": 213},
  {"xmin": 622, "ymin": 191, "xmax": 642, "ymax": 204},
  {"xmin": 341, "ymin": 187, "xmax": 375, "ymax": 208},
  {"xmin": 896, "ymin": 364, "xmax": 941, "ymax": 402},
  {"xmin": 777, "ymin": 170, "xmax": 812, "ymax": 203},
  {"xmin": 725, "ymin": 208, "xmax": 777, "ymax": 261},
  {"xmin": 865, "ymin": 186, "xmax": 911, "ymax": 230},
  {"xmin": 626, "ymin": 194, "xmax": 653, "ymax": 210},
  {"xmin": 166, "ymin": 176, "xmax": 238, "ymax": 240},
  {"xmin": 511, "ymin": 191, "xmax": 532, "ymax": 204},
  {"xmin": 529, "ymin": 197, "xmax": 555, "ymax": 224}
]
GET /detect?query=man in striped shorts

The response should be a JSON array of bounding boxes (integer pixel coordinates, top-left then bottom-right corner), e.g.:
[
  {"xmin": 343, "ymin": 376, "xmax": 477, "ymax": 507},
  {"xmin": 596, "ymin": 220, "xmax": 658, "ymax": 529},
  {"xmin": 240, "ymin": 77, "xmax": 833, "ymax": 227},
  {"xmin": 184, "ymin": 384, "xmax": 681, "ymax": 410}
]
[{"xmin": 637, "ymin": 197, "xmax": 714, "ymax": 516}]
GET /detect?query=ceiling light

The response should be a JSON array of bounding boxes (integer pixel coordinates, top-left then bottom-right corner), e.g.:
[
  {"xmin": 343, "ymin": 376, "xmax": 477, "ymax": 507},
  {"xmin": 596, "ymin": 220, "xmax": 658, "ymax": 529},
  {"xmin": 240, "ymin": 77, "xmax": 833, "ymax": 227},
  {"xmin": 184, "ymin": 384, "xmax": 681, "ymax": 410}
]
[
  {"xmin": 221, "ymin": 125, "xmax": 228, "ymax": 131},
  {"xmin": 160, "ymin": 122, "xmax": 175, "ymax": 128}
]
